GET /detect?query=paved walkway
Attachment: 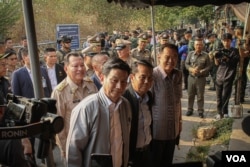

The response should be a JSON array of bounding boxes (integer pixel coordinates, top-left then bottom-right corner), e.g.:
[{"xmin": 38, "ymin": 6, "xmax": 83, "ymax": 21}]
[{"xmin": 173, "ymin": 84, "xmax": 250, "ymax": 165}]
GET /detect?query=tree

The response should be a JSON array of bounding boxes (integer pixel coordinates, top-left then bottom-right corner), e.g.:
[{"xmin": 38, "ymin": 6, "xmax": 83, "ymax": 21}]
[{"xmin": 0, "ymin": 0, "xmax": 21, "ymax": 40}]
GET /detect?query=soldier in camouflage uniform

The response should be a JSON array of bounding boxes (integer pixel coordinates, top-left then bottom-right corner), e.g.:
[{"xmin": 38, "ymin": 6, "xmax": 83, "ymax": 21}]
[
  {"xmin": 130, "ymin": 30, "xmax": 139, "ymax": 50},
  {"xmin": 131, "ymin": 33, "xmax": 152, "ymax": 64},
  {"xmin": 56, "ymin": 35, "xmax": 72, "ymax": 65}
]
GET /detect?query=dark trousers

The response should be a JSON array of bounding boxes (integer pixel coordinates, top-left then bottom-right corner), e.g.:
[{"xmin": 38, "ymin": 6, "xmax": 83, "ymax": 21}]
[
  {"xmin": 181, "ymin": 60, "xmax": 189, "ymax": 89},
  {"xmin": 0, "ymin": 139, "xmax": 28, "ymax": 167},
  {"xmin": 152, "ymin": 139, "xmax": 175, "ymax": 167},
  {"xmin": 235, "ymin": 57, "xmax": 250, "ymax": 102},
  {"xmin": 216, "ymin": 81, "xmax": 233, "ymax": 115},
  {"xmin": 132, "ymin": 148, "xmax": 152, "ymax": 167},
  {"xmin": 187, "ymin": 76, "xmax": 206, "ymax": 112}
]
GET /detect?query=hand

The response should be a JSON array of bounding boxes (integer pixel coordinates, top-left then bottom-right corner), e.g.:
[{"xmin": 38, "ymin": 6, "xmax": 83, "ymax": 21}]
[
  {"xmin": 192, "ymin": 67, "xmax": 199, "ymax": 75},
  {"xmin": 21, "ymin": 138, "xmax": 32, "ymax": 154}
]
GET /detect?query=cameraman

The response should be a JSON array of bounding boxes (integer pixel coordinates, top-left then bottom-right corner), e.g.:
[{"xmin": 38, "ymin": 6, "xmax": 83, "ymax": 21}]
[
  {"xmin": 214, "ymin": 33, "xmax": 240, "ymax": 119},
  {"xmin": 0, "ymin": 53, "xmax": 32, "ymax": 167}
]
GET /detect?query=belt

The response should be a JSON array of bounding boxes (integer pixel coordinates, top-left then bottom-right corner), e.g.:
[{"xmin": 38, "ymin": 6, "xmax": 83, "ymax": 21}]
[
  {"xmin": 136, "ymin": 144, "xmax": 150, "ymax": 152},
  {"xmin": 189, "ymin": 75, "xmax": 205, "ymax": 78}
]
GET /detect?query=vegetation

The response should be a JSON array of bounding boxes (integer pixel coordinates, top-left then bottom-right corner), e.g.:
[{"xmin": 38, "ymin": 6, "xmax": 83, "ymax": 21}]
[
  {"xmin": 187, "ymin": 118, "xmax": 234, "ymax": 163},
  {"xmin": 0, "ymin": 0, "xmax": 214, "ymax": 42}
]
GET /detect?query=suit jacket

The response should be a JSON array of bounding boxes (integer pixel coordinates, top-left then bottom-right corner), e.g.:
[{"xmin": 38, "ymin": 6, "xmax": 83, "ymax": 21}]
[
  {"xmin": 123, "ymin": 84, "xmax": 153, "ymax": 162},
  {"xmin": 11, "ymin": 66, "xmax": 52, "ymax": 98},
  {"xmin": 42, "ymin": 63, "xmax": 66, "ymax": 85},
  {"xmin": 55, "ymin": 63, "xmax": 66, "ymax": 84},
  {"xmin": 91, "ymin": 73, "xmax": 102, "ymax": 90}
]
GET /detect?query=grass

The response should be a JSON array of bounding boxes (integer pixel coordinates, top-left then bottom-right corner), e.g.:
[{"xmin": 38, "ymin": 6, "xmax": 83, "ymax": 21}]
[{"xmin": 187, "ymin": 118, "xmax": 234, "ymax": 163}]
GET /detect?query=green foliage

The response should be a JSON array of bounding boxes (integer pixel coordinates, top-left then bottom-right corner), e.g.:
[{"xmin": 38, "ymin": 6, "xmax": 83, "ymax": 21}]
[
  {"xmin": 212, "ymin": 118, "xmax": 234, "ymax": 144},
  {"xmin": 187, "ymin": 145, "xmax": 210, "ymax": 162},
  {"xmin": 0, "ymin": 1, "xmax": 22, "ymax": 40},
  {"xmin": 2, "ymin": 1, "xmax": 215, "ymax": 42},
  {"xmin": 188, "ymin": 118, "xmax": 234, "ymax": 162}
]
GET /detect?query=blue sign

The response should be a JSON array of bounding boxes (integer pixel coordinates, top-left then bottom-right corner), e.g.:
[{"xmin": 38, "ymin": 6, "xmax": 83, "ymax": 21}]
[{"xmin": 56, "ymin": 24, "xmax": 80, "ymax": 50}]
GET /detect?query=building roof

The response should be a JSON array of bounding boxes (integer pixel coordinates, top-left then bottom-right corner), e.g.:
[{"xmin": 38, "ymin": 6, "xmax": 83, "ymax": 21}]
[{"xmin": 107, "ymin": 0, "xmax": 248, "ymax": 8}]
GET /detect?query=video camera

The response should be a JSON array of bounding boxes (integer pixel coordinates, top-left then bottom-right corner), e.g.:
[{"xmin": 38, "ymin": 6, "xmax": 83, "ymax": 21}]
[
  {"xmin": 214, "ymin": 48, "xmax": 232, "ymax": 61},
  {"xmin": 0, "ymin": 94, "xmax": 64, "ymax": 161},
  {"xmin": 2, "ymin": 94, "xmax": 63, "ymax": 132}
]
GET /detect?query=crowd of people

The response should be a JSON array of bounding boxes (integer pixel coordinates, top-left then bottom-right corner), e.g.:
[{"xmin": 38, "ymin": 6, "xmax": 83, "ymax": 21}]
[{"xmin": 0, "ymin": 24, "xmax": 249, "ymax": 167}]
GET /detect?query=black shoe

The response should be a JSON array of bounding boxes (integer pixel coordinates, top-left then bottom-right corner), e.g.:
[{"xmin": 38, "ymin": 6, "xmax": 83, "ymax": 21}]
[
  {"xmin": 186, "ymin": 110, "xmax": 193, "ymax": 116},
  {"xmin": 199, "ymin": 113, "xmax": 204, "ymax": 118}
]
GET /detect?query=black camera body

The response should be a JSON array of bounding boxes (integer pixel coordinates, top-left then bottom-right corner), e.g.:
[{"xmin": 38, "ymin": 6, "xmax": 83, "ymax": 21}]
[
  {"xmin": 3, "ymin": 94, "xmax": 58, "ymax": 127},
  {"xmin": 214, "ymin": 48, "xmax": 231, "ymax": 61}
]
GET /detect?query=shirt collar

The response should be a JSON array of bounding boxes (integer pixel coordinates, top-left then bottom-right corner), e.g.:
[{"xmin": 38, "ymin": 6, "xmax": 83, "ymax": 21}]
[
  {"xmin": 46, "ymin": 64, "xmax": 55, "ymax": 69},
  {"xmin": 134, "ymin": 91, "xmax": 149, "ymax": 103},
  {"xmin": 157, "ymin": 66, "xmax": 168, "ymax": 79},
  {"xmin": 100, "ymin": 87, "xmax": 122, "ymax": 110}
]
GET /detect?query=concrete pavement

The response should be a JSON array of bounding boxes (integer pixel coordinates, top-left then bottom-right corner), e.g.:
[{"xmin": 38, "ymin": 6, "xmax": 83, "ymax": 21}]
[{"xmin": 173, "ymin": 84, "xmax": 250, "ymax": 165}]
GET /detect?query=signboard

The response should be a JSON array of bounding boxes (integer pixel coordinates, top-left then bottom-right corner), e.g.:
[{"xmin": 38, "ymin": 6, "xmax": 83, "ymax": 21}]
[{"xmin": 56, "ymin": 24, "xmax": 80, "ymax": 50}]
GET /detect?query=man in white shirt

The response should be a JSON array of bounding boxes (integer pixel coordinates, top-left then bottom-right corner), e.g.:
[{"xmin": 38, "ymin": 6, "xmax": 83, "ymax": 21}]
[{"xmin": 43, "ymin": 48, "xmax": 66, "ymax": 90}]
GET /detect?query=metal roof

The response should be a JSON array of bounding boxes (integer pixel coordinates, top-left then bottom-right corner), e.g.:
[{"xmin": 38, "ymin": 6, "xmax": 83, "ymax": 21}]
[{"xmin": 107, "ymin": 0, "xmax": 250, "ymax": 8}]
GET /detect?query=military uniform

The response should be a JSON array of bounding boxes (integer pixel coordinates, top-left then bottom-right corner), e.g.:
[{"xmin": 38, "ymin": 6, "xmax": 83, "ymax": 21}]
[
  {"xmin": 56, "ymin": 35, "xmax": 72, "ymax": 65},
  {"xmin": 51, "ymin": 76, "xmax": 98, "ymax": 154},
  {"xmin": 131, "ymin": 48, "xmax": 151, "ymax": 62},
  {"xmin": 131, "ymin": 33, "xmax": 153, "ymax": 64},
  {"xmin": 185, "ymin": 50, "xmax": 211, "ymax": 116}
]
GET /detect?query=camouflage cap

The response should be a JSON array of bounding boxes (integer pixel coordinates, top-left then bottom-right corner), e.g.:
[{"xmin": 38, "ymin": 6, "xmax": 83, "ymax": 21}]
[{"xmin": 57, "ymin": 35, "xmax": 73, "ymax": 44}]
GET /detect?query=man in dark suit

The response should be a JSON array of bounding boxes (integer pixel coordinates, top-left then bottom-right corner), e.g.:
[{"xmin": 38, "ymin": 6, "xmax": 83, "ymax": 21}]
[
  {"xmin": 43, "ymin": 47, "xmax": 66, "ymax": 90},
  {"xmin": 11, "ymin": 47, "xmax": 52, "ymax": 98},
  {"xmin": 10, "ymin": 48, "xmax": 52, "ymax": 166},
  {"xmin": 123, "ymin": 59, "xmax": 154, "ymax": 167}
]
